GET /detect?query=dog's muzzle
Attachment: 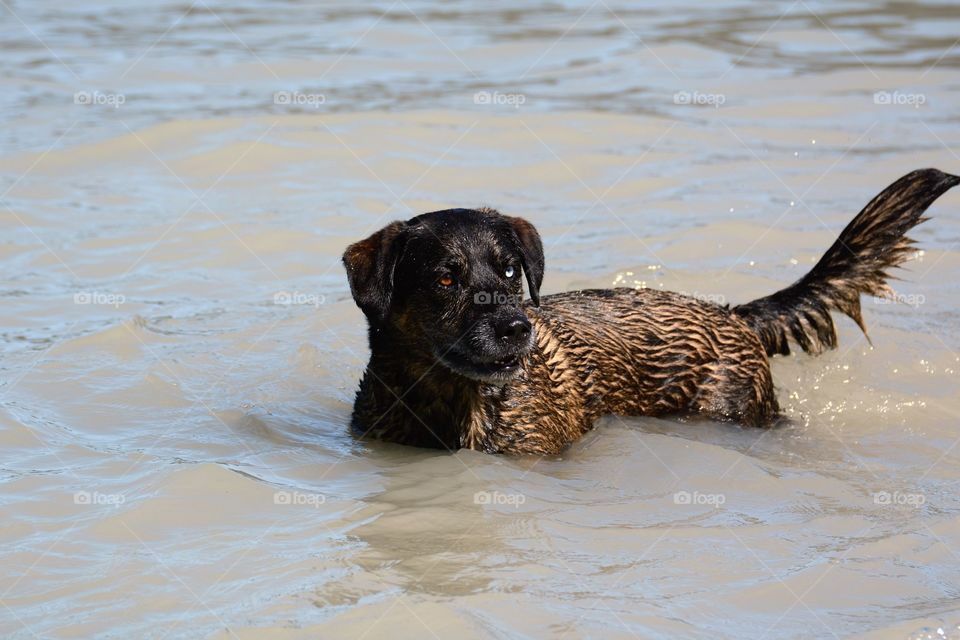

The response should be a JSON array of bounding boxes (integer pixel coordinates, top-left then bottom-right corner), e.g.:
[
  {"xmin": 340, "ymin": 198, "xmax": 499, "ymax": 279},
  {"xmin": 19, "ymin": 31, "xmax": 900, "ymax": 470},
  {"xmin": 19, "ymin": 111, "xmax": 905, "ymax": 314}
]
[{"xmin": 438, "ymin": 312, "xmax": 534, "ymax": 383}]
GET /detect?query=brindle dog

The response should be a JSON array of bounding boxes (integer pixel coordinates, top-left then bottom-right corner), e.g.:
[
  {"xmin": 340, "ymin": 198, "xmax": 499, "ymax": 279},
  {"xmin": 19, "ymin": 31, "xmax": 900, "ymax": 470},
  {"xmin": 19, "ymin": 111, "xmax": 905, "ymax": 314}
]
[{"xmin": 343, "ymin": 168, "xmax": 959, "ymax": 455}]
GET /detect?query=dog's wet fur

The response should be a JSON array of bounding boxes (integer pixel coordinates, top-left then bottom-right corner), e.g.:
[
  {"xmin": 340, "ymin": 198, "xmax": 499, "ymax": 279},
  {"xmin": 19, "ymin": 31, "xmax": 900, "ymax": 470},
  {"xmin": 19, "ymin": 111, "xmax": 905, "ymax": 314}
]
[{"xmin": 343, "ymin": 169, "xmax": 959, "ymax": 455}]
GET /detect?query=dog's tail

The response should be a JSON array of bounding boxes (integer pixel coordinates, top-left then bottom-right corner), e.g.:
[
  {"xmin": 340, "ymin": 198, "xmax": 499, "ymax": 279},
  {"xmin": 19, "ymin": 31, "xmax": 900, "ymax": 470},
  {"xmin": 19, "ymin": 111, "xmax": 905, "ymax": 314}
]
[{"xmin": 733, "ymin": 168, "xmax": 959, "ymax": 356}]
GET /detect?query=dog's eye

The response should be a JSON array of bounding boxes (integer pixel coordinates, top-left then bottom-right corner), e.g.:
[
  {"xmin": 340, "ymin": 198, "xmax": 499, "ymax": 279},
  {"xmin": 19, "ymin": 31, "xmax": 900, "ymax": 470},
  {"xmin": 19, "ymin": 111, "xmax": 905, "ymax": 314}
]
[
  {"xmin": 504, "ymin": 265, "xmax": 516, "ymax": 279},
  {"xmin": 438, "ymin": 274, "xmax": 455, "ymax": 287}
]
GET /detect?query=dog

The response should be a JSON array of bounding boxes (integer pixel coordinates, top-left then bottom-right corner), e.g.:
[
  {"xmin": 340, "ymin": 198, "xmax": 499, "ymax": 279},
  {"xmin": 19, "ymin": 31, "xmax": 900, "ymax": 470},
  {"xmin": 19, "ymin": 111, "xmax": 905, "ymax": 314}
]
[{"xmin": 342, "ymin": 168, "xmax": 958, "ymax": 455}]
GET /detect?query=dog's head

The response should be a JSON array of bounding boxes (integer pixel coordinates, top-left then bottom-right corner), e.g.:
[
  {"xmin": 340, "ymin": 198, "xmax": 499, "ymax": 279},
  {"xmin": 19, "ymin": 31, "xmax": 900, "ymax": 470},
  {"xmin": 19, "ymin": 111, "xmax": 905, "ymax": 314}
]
[{"xmin": 343, "ymin": 208, "xmax": 544, "ymax": 383}]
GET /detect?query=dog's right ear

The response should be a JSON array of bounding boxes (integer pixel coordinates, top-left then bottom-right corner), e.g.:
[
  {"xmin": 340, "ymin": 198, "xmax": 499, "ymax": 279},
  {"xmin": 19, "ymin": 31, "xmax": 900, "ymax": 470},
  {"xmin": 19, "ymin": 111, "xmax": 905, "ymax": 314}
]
[
  {"xmin": 504, "ymin": 216, "xmax": 545, "ymax": 306},
  {"xmin": 342, "ymin": 221, "xmax": 408, "ymax": 324}
]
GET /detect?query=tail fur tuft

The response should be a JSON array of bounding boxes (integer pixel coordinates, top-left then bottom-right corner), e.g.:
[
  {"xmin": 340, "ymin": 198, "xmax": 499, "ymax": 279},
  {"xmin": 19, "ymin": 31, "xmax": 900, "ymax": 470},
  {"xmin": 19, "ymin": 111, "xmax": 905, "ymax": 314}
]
[{"xmin": 734, "ymin": 168, "xmax": 959, "ymax": 356}]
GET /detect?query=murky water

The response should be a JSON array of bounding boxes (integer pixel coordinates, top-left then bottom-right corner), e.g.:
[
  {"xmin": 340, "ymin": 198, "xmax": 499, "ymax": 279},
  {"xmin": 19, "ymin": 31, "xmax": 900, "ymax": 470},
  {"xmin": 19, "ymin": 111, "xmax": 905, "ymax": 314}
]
[{"xmin": 2, "ymin": 1, "xmax": 960, "ymax": 638}]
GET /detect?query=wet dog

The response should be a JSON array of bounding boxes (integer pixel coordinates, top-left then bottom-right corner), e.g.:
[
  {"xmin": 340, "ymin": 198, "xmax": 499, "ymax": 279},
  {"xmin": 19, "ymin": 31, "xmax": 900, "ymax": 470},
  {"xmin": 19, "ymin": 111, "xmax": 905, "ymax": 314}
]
[{"xmin": 343, "ymin": 169, "xmax": 959, "ymax": 454}]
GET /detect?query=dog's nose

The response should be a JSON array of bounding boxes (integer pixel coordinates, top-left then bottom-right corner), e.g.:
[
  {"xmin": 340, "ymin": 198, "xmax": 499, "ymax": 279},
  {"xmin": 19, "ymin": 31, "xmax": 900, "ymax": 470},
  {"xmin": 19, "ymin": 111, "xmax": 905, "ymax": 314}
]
[{"xmin": 495, "ymin": 316, "xmax": 531, "ymax": 343}]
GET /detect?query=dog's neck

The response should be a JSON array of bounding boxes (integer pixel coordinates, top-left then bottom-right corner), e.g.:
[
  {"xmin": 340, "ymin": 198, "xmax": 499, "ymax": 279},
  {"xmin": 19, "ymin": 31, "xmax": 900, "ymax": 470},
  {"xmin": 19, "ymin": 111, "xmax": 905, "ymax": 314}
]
[{"xmin": 354, "ymin": 325, "xmax": 499, "ymax": 450}]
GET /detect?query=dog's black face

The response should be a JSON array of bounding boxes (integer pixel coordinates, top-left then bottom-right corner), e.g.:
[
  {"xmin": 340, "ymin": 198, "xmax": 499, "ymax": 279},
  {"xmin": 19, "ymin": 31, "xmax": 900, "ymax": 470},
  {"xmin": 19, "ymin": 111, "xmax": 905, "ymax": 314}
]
[{"xmin": 343, "ymin": 208, "xmax": 544, "ymax": 384}]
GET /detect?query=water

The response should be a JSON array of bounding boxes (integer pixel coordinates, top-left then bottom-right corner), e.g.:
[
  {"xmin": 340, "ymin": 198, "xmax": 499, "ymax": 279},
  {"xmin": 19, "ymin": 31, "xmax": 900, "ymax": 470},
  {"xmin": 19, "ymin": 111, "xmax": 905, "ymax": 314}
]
[{"xmin": 2, "ymin": 1, "xmax": 960, "ymax": 638}]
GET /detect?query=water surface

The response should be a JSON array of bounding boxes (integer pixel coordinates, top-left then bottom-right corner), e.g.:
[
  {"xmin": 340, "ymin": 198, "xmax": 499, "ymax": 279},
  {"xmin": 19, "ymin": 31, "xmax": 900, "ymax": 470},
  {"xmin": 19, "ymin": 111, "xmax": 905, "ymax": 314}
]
[{"xmin": 2, "ymin": 1, "xmax": 960, "ymax": 638}]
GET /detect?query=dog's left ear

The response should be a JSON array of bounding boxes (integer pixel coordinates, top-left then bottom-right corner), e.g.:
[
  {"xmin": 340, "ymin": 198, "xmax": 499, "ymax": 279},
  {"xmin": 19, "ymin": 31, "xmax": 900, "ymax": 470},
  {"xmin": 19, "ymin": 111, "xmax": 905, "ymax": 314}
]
[
  {"xmin": 342, "ymin": 221, "xmax": 408, "ymax": 325},
  {"xmin": 505, "ymin": 216, "xmax": 544, "ymax": 306}
]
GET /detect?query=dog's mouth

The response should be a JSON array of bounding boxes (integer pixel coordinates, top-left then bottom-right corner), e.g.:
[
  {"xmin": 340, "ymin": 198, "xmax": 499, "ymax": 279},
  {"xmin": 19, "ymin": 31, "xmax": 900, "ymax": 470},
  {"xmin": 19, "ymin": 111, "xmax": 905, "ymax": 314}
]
[{"xmin": 437, "ymin": 349, "xmax": 526, "ymax": 383}]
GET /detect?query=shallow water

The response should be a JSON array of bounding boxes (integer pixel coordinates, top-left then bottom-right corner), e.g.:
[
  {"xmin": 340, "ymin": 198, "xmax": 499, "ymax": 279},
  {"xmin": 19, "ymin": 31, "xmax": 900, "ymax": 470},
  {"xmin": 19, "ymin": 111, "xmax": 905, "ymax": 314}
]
[{"xmin": 2, "ymin": 1, "xmax": 960, "ymax": 638}]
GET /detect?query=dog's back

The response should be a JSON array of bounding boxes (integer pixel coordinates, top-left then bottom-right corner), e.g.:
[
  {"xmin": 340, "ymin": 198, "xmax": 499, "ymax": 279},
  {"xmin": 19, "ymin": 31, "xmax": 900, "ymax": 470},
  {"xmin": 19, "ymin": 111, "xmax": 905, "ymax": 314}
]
[{"xmin": 464, "ymin": 288, "xmax": 776, "ymax": 453}]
